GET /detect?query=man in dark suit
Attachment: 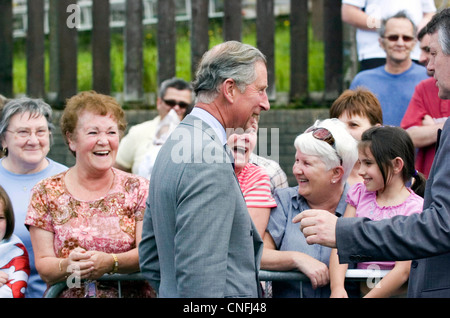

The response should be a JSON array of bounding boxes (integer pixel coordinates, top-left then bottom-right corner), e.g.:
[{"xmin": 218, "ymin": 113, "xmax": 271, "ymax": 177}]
[
  {"xmin": 139, "ymin": 41, "xmax": 270, "ymax": 297},
  {"xmin": 296, "ymin": 9, "xmax": 450, "ymax": 298}
]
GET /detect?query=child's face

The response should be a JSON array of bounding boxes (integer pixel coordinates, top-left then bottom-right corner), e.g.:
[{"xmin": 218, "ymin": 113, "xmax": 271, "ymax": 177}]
[
  {"xmin": 338, "ymin": 111, "xmax": 373, "ymax": 141},
  {"xmin": 357, "ymin": 147, "xmax": 384, "ymax": 192},
  {"xmin": 0, "ymin": 201, "xmax": 6, "ymax": 241},
  {"xmin": 227, "ymin": 118, "xmax": 258, "ymax": 173}
]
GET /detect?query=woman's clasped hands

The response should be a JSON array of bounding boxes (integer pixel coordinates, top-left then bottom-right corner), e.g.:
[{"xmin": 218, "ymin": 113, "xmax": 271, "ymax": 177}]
[{"xmin": 65, "ymin": 247, "xmax": 114, "ymax": 280}]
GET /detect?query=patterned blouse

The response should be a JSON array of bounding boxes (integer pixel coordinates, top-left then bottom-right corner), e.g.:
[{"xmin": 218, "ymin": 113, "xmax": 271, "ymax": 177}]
[{"xmin": 25, "ymin": 168, "xmax": 154, "ymax": 298}]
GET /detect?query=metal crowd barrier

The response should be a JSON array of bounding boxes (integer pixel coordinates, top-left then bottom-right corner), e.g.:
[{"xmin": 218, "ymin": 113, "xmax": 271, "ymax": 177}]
[{"xmin": 44, "ymin": 269, "xmax": 389, "ymax": 298}]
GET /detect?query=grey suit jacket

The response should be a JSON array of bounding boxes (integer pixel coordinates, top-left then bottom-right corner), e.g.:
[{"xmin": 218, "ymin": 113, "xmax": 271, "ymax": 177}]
[
  {"xmin": 336, "ymin": 119, "xmax": 450, "ymax": 297},
  {"xmin": 139, "ymin": 114, "xmax": 263, "ymax": 298}
]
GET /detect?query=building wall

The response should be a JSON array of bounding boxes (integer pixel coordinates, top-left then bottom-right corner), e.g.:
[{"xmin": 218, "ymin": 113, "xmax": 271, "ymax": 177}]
[{"xmin": 48, "ymin": 108, "xmax": 331, "ymax": 186}]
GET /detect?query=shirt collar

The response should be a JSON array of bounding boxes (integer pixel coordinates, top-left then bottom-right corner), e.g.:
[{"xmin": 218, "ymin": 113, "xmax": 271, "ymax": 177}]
[
  {"xmin": 190, "ymin": 107, "xmax": 227, "ymax": 145},
  {"xmin": 291, "ymin": 182, "xmax": 349, "ymax": 217}
]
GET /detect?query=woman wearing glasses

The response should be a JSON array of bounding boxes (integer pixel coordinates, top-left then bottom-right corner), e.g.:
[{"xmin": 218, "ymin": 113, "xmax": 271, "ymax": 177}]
[
  {"xmin": 260, "ymin": 118, "xmax": 359, "ymax": 298},
  {"xmin": 0, "ymin": 98, "xmax": 67, "ymax": 297}
]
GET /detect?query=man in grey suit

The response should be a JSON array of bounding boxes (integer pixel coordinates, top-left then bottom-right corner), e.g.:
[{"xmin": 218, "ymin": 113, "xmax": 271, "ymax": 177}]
[
  {"xmin": 296, "ymin": 9, "xmax": 450, "ymax": 298},
  {"xmin": 139, "ymin": 41, "xmax": 270, "ymax": 297}
]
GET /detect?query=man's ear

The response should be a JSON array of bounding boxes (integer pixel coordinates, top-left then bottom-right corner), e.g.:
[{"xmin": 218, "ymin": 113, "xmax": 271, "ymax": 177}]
[
  {"xmin": 378, "ymin": 37, "xmax": 386, "ymax": 51},
  {"xmin": 222, "ymin": 78, "xmax": 236, "ymax": 104}
]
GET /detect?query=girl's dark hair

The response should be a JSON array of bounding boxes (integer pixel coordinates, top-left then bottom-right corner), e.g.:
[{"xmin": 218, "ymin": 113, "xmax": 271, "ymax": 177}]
[
  {"xmin": 0, "ymin": 185, "xmax": 14, "ymax": 240},
  {"xmin": 360, "ymin": 126, "xmax": 426, "ymax": 197}
]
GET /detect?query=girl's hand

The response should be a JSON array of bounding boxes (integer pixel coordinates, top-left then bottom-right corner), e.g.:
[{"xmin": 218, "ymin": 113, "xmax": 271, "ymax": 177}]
[
  {"xmin": 330, "ymin": 286, "xmax": 349, "ymax": 298},
  {"xmin": 0, "ymin": 271, "xmax": 9, "ymax": 287}
]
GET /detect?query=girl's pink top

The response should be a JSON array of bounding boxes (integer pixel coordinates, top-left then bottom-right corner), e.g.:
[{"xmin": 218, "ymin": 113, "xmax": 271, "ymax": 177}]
[{"xmin": 346, "ymin": 182, "xmax": 424, "ymax": 270}]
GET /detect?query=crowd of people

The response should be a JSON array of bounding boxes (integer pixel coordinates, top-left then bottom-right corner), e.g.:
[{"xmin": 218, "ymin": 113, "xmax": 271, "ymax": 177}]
[{"xmin": 0, "ymin": 4, "xmax": 450, "ymax": 299}]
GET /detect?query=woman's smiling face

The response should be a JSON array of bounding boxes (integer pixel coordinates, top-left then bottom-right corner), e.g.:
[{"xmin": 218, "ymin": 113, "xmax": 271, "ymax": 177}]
[
  {"xmin": 2, "ymin": 112, "xmax": 50, "ymax": 172},
  {"xmin": 293, "ymin": 149, "xmax": 334, "ymax": 200},
  {"xmin": 68, "ymin": 111, "xmax": 120, "ymax": 173}
]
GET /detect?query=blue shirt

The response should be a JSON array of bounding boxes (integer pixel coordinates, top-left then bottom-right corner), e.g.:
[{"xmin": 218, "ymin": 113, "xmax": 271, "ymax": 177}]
[
  {"xmin": 0, "ymin": 158, "xmax": 67, "ymax": 298},
  {"xmin": 267, "ymin": 184, "xmax": 358, "ymax": 298},
  {"xmin": 350, "ymin": 63, "xmax": 428, "ymax": 126}
]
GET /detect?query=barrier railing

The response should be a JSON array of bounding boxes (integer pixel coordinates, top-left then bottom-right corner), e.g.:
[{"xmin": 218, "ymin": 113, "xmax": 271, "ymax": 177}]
[{"xmin": 44, "ymin": 269, "xmax": 390, "ymax": 298}]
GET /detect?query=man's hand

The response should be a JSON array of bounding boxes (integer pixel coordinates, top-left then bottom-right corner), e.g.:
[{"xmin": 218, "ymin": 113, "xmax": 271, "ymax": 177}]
[{"xmin": 293, "ymin": 209, "xmax": 338, "ymax": 248}]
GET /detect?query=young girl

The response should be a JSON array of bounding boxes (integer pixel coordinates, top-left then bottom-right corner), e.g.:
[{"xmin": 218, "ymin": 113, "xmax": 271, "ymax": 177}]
[
  {"xmin": 329, "ymin": 126, "xmax": 426, "ymax": 298},
  {"xmin": 0, "ymin": 186, "xmax": 30, "ymax": 298}
]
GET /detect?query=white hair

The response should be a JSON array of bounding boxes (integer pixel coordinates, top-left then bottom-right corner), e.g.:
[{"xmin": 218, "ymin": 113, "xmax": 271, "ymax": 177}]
[{"xmin": 294, "ymin": 118, "xmax": 358, "ymax": 182}]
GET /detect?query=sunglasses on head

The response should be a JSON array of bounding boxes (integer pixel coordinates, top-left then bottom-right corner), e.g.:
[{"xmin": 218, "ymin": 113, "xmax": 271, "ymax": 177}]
[
  {"xmin": 163, "ymin": 99, "xmax": 190, "ymax": 109},
  {"xmin": 305, "ymin": 127, "xmax": 343, "ymax": 165},
  {"xmin": 383, "ymin": 34, "xmax": 415, "ymax": 42}
]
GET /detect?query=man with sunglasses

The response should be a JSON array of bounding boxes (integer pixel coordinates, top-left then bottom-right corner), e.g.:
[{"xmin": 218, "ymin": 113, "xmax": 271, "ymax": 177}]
[
  {"xmin": 349, "ymin": 11, "xmax": 428, "ymax": 127},
  {"xmin": 115, "ymin": 77, "xmax": 193, "ymax": 174},
  {"xmin": 342, "ymin": 0, "xmax": 436, "ymax": 71}
]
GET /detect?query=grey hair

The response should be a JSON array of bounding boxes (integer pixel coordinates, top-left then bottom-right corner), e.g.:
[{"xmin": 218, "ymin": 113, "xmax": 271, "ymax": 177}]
[
  {"xmin": 378, "ymin": 10, "xmax": 417, "ymax": 38},
  {"xmin": 192, "ymin": 41, "xmax": 267, "ymax": 104},
  {"xmin": 426, "ymin": 8, "xmax": 450, "ymax": 55},
  {"xmin": 294, "ymin": 118, "xmax": 358, "ymax": 183},
  {"xmin": 0, "ymin": 97, "xmax": 55, "ymax": 144},
  {"xmin": 158, "ymin": 77, "xmax": 193, "ymax": 99}
]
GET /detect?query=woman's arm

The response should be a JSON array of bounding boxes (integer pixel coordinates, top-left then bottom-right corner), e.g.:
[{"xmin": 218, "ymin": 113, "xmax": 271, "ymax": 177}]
[
  {"xmin": 261, "ymin": 233, "xmax": 329, "ymax": 290},
  {"xmin": 247, "ymin": 207, "xmax": 270, "ymax": 239},
  {"xmin": 31, "ymin": 221, "xmax": 143, "ymax": 284},
  {"xmin": 87, "ymin": 221, "xmax": 143, "ymax": 279},
  {"xmin": 363, "ymin": 260, "xmax": 411, "ymax": 298},
  {"xmin": 30, "ymin": 226, "xmax": 94, "ymax": 285},
  {"xmin": 329, "ymin": 204, "xmax": 356, "ymax": 298}
]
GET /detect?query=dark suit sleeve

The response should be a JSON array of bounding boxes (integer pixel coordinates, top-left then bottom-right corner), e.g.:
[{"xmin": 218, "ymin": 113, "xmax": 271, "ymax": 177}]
[{"xmin": 336, "ymin": 122, "xmax": 450, "ymax": 264}]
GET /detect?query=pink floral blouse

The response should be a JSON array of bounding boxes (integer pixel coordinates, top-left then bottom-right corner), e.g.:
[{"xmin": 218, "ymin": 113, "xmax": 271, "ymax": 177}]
[{"xmin": 25, "ymin": 168, "xmax": 153, "ymax": 298}]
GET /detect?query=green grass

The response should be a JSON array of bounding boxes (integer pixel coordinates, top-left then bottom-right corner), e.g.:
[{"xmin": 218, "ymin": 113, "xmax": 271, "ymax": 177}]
[{"xmin": 12, "ymin": 16, "xmax": 324, "ymax": 97}]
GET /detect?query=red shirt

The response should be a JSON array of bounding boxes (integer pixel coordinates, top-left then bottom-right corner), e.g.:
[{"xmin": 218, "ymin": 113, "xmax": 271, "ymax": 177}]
[
  {"xmin": 401, "ymin": 77, "xmax": 450, "ymax": 177},
  {"xmin": 237, "ymin": 163, "xmax": 277, "ymax": 209}
]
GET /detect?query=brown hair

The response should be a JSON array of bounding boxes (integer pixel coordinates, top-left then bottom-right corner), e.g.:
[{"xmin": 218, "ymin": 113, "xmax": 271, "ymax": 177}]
[
  {"xmin": 60, "ymin": 91, "xmax": 127, "ymax": 155},
  {"xmin": 360, "ymin": 126, "xmax": 426, "ymax": 197},
  {"xmin": 0, "ymin": 185, "xmax": 14, "ymax": 240},
  {"xmin": 330, "ymin": 88, "xmax": 383, "ymax": 126}
]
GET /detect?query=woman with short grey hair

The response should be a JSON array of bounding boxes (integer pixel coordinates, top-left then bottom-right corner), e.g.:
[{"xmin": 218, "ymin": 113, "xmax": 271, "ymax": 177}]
[
  {"xmin": 0, "ymin": 97, "xmax": 67, "ymax": 298},
  {"xmin": 261, "ymin": 118, "xmax": 359, "ymax": 298}
]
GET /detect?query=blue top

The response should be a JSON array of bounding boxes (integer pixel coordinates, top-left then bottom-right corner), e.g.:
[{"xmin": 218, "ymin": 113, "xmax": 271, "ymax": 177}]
[
  {"xmin": 350, "ymin": 63, "xmax": 428, "ymax": 126},
  {"xmin": 0, "ymin": 158, "xmax": 67, "ymax": 298},
  {"xmin": 266, "ymin": 184, "xmax": 358, "ymax": 298}
]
